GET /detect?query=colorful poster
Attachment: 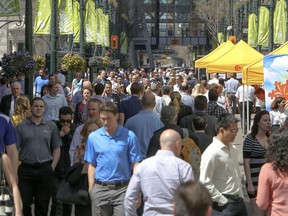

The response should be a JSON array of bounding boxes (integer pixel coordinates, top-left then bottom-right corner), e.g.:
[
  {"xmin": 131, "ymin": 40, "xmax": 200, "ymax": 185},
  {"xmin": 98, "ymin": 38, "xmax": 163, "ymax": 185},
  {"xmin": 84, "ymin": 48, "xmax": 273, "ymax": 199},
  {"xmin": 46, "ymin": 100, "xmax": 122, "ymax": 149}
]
[
  {"xmin": 34, "ymin": 0, "xmax": 51, "ymax": 34},
  {"xmin": 263, "ymin": 54, "xmax": 288, "ymax": 111},
  {"xmin": 273, "ymin": 0, "xmax": 287, "ymax": 44},
  {"xmin": 0, "ymin": 0, "xmax": 20, "ymax": 17},
  {"xmin": 248, "ymin": 13, "xmax": 257, "ymax": 47}
]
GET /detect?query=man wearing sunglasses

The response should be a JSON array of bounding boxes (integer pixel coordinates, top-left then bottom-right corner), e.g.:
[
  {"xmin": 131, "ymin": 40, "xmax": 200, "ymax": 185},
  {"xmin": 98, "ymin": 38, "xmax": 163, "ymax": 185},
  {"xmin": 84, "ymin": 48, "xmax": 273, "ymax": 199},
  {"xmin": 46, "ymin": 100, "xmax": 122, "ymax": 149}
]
[{"xmin": 51, "ymin": 106, "xmax": 76, "ymax": 216}]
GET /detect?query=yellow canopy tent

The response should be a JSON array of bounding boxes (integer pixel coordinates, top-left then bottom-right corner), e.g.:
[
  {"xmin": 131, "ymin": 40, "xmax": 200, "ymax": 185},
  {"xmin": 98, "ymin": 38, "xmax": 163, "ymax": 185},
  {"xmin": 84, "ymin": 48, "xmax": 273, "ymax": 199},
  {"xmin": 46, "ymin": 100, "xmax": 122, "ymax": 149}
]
[
  {"xmin": 195, "ymin": 41, "xmax": 235, "ymax": 68},
  {"xmin": 206, "ymin": 40, "xmax": 263, "ymax": 73},
  {"xmin": 242, "ymin": 41, "xmax": 288, "ymax": 85}
]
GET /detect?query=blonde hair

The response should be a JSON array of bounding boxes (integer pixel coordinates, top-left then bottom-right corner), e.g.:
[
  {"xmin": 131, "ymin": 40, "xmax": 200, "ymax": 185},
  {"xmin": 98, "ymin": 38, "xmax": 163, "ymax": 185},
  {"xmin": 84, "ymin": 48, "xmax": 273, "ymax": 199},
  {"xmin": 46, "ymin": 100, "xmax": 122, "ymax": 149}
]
[
  {"xmin": 169, "ymin": 91, "xmax": 181, "ymax": 113},
  {"xmin": 191, "ymin": 82, "xmax": 205, "ymax": 98},
  {"xmin": 80, "ymin": 118, "xmax": 103, "ymax": 143},
  {"xmin": 13, "ymin": 95, "xmax": 31, "ymax": 122}
]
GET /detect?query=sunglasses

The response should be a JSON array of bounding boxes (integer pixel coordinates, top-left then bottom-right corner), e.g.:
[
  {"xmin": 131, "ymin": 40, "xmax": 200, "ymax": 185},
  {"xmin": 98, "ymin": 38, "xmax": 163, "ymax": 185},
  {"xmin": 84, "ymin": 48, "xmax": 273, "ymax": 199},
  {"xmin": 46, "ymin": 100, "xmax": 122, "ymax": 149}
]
[{"xmin": 60, "ymin": 119, "xmax": 72, "ymax": 124}]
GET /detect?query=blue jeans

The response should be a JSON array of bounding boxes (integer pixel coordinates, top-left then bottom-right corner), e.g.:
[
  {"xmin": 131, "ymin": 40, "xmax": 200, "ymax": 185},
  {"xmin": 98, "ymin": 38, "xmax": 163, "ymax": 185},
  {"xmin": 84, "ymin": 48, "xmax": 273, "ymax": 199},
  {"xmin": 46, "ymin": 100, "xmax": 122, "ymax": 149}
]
[{"xmin": 212, "ymin": 197, "xmax": 247, "ymax": 216}]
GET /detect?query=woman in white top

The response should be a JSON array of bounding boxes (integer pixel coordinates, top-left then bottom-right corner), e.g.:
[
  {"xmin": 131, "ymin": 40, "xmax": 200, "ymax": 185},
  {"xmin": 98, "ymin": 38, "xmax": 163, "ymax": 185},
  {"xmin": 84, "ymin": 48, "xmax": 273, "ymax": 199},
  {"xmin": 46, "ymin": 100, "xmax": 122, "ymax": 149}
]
[{"xmin": 269, "ymin": 96, "xmax": 288, "ymax": 132}]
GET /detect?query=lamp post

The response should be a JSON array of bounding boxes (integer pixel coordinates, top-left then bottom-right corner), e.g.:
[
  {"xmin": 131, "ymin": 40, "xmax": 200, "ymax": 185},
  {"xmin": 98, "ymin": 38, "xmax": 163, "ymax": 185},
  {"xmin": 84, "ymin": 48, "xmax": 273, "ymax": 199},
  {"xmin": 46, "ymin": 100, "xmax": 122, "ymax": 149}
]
[
  {"xmin": 268, "ymin": 0, "xmax": 275, "ymax": 51},
  {"xmin": 25, "ymin": 0, "xmax": 33, "ymax": 98},
  {"xmin": 50, "ymin": 0, "xmax": 58, "ymax": 74},
  {"xmin": 79, "ymin": 0, "xmax": 86, "ymax": 58}
]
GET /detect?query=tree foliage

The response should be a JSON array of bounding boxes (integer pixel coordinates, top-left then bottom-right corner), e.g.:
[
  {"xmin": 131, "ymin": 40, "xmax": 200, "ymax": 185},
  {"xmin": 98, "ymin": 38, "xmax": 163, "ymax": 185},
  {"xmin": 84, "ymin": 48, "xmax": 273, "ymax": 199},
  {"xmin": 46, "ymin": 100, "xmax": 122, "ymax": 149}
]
[{"xmin": 194, "ymin": 0, "xmax": 229, "ymax": 45}]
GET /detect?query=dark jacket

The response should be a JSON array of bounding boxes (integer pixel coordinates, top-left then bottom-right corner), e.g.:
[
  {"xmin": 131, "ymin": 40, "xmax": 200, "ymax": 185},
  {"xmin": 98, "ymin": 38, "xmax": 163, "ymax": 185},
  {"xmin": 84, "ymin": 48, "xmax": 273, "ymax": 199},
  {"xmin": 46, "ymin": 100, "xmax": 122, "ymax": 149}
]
[
  {"xmin": 146, "ymin": 124, "xmax": 199, "ymax": 158},
  {"xmin": 54, "ymin": 121, "xmax": 76, "ymax": 178},
  {"xmin": 179, "ymin": 112, "xmax": 217, "ymax": 137},
  {"xmin": 0, "ymin": 94, "xmax": 13, "ymax": 116}
]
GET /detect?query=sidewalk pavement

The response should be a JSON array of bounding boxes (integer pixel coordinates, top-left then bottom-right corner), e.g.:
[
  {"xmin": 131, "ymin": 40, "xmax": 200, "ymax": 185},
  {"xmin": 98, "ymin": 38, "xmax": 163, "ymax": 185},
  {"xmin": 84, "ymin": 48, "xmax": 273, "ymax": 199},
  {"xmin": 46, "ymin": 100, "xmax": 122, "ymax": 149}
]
[{"xmin": 234, "ymin": 114, "xmax": 252, "ymax": 216}]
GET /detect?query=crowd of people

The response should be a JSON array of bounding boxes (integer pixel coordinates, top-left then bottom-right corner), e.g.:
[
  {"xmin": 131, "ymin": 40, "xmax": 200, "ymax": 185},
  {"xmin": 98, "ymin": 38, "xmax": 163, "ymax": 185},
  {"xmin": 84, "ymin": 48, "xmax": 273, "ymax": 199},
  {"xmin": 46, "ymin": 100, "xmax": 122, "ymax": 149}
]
[{"xmin": 0, "ymin": 66, "xmax": 287, "ymax": 216}]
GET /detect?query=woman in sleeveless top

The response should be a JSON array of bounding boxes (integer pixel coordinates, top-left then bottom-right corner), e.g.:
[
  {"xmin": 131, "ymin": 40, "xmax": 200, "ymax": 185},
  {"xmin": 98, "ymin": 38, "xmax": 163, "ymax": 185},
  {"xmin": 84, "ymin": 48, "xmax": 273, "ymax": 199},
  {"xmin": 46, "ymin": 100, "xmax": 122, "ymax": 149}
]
[{"xmin": 243, "ymin": 110, "xmax": 271, "ymax": 216}]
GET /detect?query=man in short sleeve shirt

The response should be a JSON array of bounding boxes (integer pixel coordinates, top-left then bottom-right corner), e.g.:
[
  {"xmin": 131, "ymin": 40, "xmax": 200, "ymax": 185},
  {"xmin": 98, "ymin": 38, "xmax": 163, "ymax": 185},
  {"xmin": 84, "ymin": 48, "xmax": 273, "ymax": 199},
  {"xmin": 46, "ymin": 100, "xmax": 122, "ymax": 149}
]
[
  {"xmin": 16, "ymin": 97, "xmax": 62, "ymax": 216},
  {"xmin": 85, "ymin": 102, "xmax": 142, "ymax": 216}
]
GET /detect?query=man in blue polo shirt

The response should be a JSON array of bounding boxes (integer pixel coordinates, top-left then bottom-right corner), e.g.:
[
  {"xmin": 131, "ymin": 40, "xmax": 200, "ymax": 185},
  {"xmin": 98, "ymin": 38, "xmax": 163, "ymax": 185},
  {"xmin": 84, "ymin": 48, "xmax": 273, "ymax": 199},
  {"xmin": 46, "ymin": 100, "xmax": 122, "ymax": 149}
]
[{"xmin": 85, "ymin": 102, "xmax": 142, "ymax": 216}]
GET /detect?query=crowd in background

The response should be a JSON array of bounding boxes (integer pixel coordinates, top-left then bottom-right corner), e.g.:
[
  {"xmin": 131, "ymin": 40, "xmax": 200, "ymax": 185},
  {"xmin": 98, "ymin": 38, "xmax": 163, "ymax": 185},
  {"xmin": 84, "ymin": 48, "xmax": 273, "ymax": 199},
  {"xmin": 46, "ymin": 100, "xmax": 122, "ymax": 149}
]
[{"xmin": 0, "ymin": 66, "xmax": 287, "ymax": 216}]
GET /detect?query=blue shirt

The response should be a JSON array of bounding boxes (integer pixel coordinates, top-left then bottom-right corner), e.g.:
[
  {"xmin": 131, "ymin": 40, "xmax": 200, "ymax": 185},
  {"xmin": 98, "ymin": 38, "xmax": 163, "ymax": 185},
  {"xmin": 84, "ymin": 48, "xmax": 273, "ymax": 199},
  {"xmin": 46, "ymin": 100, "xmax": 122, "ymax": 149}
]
[
  {"xmin": 119, "ymin": 96, "xmax": 142, "ymax": 124},
  {"xmin": 0, "ymin": 113, "xmax": 17, "ymax": 152},
  {"xmin": 84, "ymin": 125, "xmax": 142, "ymax": 182},
  {"xmin": 34, "ymin": 76, "xmax": 49, "ymax": 93},
  {"xmin": 124, "ymin": 110, "xmax": 163, "ymax": 159}
]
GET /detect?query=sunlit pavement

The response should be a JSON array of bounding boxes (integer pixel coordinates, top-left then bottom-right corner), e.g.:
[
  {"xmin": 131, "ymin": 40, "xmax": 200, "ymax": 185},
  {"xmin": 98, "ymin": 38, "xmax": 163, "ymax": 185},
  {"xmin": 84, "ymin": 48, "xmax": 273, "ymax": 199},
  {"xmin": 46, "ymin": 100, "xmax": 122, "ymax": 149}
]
[{"xmin": 233, "ymin": 114, "xmax": 253, "ymax": 216}]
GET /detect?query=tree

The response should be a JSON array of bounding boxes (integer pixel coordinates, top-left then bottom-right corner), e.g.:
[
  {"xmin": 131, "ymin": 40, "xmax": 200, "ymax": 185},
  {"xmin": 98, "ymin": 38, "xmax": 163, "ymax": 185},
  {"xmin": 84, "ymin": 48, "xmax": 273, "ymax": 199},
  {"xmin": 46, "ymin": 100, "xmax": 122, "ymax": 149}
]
[
  {"xmin": 194, "ymin": 0, "xmax": 249, "ymax": 45},
  {"xmin": 194, "ymin": 0, "xmax": 229, "ymax": 45}
]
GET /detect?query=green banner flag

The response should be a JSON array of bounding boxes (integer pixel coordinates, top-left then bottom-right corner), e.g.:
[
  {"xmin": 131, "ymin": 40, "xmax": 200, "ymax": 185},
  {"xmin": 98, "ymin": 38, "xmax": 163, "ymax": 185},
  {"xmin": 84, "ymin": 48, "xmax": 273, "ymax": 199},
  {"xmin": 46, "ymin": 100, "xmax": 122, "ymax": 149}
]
[
  {"xmin": 85, "ymin": 0, "xmax": 97, "ymax": 43},
  {"xmin": 95, "ymin": 8, "xmax": 103, "ymax": 46},
  {"xmin": 273, "ymin": 0, "xmax": 287, "ymax": 44},
  {"xmin": 217, "ymin": 32, "xmax": 224, "ymax": 44},
  {"xmin": 34, "ymin": 0, "xmax": 51, "ymax": 34},
  {"xmin": 102, "ymin": 14, "xmax": 110, "ymax": 47},
  {"xmin": 248, "ymin": 13, "xmax": 258, "ymax": 47},
  {"xmin": 0, "ymin": 0, "xmax": 20, "ymax": 17},
  {"xmin": 257, "ymin": 6, "xmax": 269, "ymax": 47},
  {"xmin": 120, "ymin": 31, "xmax": 128, "ymax": 54},
  {"xmin": 73, "ymin": 1, "xmax": 80, "ymax": 43},
  {"xmin": 58, "ymin": 0, "xmax": 74, "ymax": 35}
]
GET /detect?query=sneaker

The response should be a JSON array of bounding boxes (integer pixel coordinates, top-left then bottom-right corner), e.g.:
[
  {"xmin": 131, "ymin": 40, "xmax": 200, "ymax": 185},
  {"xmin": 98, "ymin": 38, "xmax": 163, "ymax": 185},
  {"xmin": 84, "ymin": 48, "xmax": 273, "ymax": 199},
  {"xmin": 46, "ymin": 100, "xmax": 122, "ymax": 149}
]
[
  {"xmin": 0, "ymin": 195, "xmax": 4, "ymax": 201},
  {"xmin": 0, "ymin": 206, "xmax": 5, "ymax": 215}
]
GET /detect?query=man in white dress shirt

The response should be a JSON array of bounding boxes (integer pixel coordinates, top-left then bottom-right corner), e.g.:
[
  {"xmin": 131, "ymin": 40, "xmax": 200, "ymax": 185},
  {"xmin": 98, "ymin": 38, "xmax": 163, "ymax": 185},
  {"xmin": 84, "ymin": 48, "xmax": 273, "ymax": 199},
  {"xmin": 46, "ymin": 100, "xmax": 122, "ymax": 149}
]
[
  {"xmin": 200, "ymin": 113, "xmax": 247, "ymax": 216},
  {"xmin": 124, "ymin": 129, "xmax": 194, "ymax": 216}
]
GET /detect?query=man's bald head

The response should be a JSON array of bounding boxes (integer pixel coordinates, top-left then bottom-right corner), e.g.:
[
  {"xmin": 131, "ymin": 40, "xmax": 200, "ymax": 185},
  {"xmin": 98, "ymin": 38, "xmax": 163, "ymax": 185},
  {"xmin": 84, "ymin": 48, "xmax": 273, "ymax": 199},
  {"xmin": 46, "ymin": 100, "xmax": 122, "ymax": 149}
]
[
  {"xmin": 83, "ymin": 80, "xmax": 92, "ymax": 89},
  {"xmin": 160, "ymin": 129, "xmax": 182, "ymax": 156}
]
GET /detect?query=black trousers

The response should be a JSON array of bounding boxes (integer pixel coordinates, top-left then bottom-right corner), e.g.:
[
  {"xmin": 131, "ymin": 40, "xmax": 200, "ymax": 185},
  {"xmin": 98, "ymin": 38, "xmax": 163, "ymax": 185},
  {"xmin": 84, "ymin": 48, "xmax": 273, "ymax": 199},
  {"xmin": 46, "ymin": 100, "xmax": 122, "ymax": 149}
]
[{"xmin": 18, "ymin": 162, "xmax": 53, "ymax": 216}]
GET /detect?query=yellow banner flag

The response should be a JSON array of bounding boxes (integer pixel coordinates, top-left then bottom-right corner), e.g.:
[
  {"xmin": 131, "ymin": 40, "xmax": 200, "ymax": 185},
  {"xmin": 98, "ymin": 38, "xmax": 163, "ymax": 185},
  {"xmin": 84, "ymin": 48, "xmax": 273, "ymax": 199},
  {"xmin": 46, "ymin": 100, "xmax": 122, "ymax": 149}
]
[
  {"xmin": 95, "ymin": 8, "xmax": 103, "ymax": 46},
  {"xmin": 273, "ymin": 0, "xmax": 287, "ymax": 44},
  {"xmin": 58, "ymin": 0, "xmax": 74, "ymax": 35},
  {"xmin": 257, "ymin": 6, "xmax": 269, "ymax": 47},
  {"xmin": 217, "ymin": 32, "xmax": 224, "ymax": 44},
  {"xmin": 248, "ymin": 13, "xmax": 258, "ymax": 47},
  {"xmin": 73, "ymin": 1, "xmax": 80, "ymax": 43},
  {"xmin": 34, "ymin": 0, "xmax": 51, "ymax": 34},
  {"xmin": 85, "ymin": 0, "xmax": 97, "ymax": 43},
  {"xmin": 102, "ymin": 14, "xmax": 110, "ymax": 47}
]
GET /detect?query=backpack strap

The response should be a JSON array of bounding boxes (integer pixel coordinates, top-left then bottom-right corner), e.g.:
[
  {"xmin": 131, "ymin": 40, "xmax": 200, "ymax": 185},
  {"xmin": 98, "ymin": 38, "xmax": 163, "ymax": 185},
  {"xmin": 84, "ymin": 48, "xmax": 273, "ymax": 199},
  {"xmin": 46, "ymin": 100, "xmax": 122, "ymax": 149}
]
[{"xmin": 182, "ymin": 128, "xmax": 189, "ymax": 139}]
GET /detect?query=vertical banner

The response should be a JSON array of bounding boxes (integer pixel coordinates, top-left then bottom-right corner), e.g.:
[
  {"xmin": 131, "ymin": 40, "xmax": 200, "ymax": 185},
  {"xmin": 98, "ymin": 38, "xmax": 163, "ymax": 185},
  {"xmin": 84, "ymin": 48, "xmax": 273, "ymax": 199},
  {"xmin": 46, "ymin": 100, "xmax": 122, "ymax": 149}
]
[
  {"xmin": 102, "ymin": 14, "xmax": 110, "ymax": 47},
  {"xmin": 58, "ymin": 0, "xmax": 74, "ymax": 35},
  {"xmin": 257, "ymin": 6, "xmax": 269, "ymax": 47},
  {"xmin": 264, "ymin": 54, "xmax": 288, "ymax": 111},
  {"xmin": 120, "ymin": 31, "xmax": 128, "ymax": 54},
  {"xmin": 95, "ymin": 8, "xmax": 103, "ymax": 46},
  {"xmin": 73, "ymin": 1, "xmax": 80, "ymax": 43},
  {"xmin": 34, "ymin": 0, "xmax": 51, "ymax": 34},
  {"xmin": 217, "ymin": 32, "xmax": 224, "ymax": 44},
  {"xmin": 273, "ymin": 0, "xmax": 287, "ymax": 44},
  {"xmin": 85, "ymin": 0, "xmax": 97, "ymax": 43},
  {"xmin": 0, "ymin": 0, "xmax": 20, "ymax": 17},
  {"xmin": 248, "ymin": 13, "xmax": 258, "ymax": 47}
]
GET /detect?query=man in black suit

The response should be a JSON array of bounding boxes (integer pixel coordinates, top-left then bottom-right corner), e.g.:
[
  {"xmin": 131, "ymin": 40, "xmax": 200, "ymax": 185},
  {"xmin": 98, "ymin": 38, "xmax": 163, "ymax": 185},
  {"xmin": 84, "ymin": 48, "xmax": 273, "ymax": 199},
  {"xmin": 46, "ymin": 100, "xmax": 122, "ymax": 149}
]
[
  {"xmin": 0, "ymin": 82, "xmax": 22, "ymax": 117},
  {"xmin": 180, "ymin": 95, "xmax": 217, "ymax": 137},
  {"xmin": 192, "ymin": 115, "xmax": 213, "ymax": 153}
]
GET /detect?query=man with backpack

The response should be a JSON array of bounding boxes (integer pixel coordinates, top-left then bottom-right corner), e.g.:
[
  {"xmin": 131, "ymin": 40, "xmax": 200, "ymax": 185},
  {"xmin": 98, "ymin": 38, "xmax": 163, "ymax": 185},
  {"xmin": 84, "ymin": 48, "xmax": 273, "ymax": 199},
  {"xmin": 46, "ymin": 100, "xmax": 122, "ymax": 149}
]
[{"xmin": 124, "ymin": 129, "xmax": 194, "ymax": 215}]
